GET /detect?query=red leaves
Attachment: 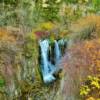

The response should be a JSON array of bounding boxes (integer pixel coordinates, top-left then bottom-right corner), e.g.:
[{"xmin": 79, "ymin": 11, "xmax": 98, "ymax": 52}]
[{"xmin": 35, "ymin": 31, "xmax": 49, "ymax": 39}]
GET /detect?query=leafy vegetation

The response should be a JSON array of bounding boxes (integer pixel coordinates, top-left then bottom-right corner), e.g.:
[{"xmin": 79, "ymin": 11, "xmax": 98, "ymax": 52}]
[
  {"xmin": 0, "ymin": 0, "xmax": 100, "ymax": 100},
  {"xmin": 0, "ymin": 75, "xmax": 5, "ymax": 87},
  {"xmin": 60, "ymin": 38, "xmax": 100, "ymax": 99},
  {"xmin": 80, "ymin": 76, "xmax": 100, "ymax": 99},
  {"xmin": 0, "ymin": 0, "xmax": 100, "ymax": 26}
]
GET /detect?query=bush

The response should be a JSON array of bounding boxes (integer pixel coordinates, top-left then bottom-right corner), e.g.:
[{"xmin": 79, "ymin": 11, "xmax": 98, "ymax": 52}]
[
  {"xmin": 59, "ymin": 39, "xmax": 100, "ymax": 99},
  {"xmin": 80, "ymin": 75, "xmax": 100, "ymax": 99}
]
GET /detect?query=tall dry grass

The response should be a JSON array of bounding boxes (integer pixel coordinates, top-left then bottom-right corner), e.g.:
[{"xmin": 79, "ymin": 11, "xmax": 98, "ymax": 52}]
[{"xmin": 58, "ymin": 39, "xmax": 100, "ymax": 100}]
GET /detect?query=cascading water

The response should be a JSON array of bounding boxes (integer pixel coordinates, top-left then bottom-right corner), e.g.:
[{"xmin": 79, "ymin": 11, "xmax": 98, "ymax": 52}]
[
  {"xmin": 39, "ymin": 39, "xmax": 55, "ymax": 83},
  {"xmin": 39, "ymin": 39, "xmax": 65, "ymax": 83},
  {"xmin": 58, "ymin": 39, "xmax": 65, "ymax": 45},
  {"xmin": 54, "ymin": 40, "xmax": 61, "ymax": 64}
]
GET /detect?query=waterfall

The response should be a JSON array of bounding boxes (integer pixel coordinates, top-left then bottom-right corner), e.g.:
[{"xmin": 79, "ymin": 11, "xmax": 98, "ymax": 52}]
[
  {"xmin": 39, "ymin": 39, "xmax": 65, "ymax": 83},
  {"xmin": 39, "ymin": 39, "xmax": 55, "ymax": 83},
  {"xmin": 54, "ymin": 40, "xmax": 61, "ymax": 64},
  {"xmin": 58, "ymin": 39, "xmax": 65, "ymax": 45}
]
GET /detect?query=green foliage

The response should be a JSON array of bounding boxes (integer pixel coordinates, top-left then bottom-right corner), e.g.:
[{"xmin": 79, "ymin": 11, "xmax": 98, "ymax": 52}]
[
  {"xmin": 0, "ymin": 1, "xmax": 100, "ymax": 99},
  {"xmin": 0, "ymin": 0, "xmax": 18, "ymax": 5},
  {"xmin": 24, "ymin": 32, "xmax": 42, "ymax": 82},
  {"xmin": 0, "ymin": 76, "xmax": 5, "ymax": 87},
  {"xmin": 24, "ymin": 32, "xmax": 37, "ymax": 58},
  {"xmin": 0, "ymin": 80, "xmax": 5, "ymax": 87},
  {"xmin": 41, "ymin": 0, "xmax": 61, "ymax": 21},
  {"xmin": 0, "ymin": 0, "xmax": 100, "ymax": 26},
  {"xmin": 92, "ymin": 0, "xmax": 100, "ymax": 12},
  {"xmin": 64, "ymin": 0, "xmax": 77, "ymax": 4}
]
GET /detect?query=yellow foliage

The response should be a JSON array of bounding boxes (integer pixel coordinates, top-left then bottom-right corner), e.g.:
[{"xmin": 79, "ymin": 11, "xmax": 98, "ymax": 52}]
[
  {"xmin": 59, "ymin": 30, "xmax": 69, "ymax": 39},
  {"xmin": 86, "ymin": 97, "xmax": 95, "ymax": 100},
  {"xmin": 80, "ymin": 85, "xmax": 90, "ymax": 96},
  {"xmin": 40, "ymin": 22, "xmax": 55, "ymax": 30}
]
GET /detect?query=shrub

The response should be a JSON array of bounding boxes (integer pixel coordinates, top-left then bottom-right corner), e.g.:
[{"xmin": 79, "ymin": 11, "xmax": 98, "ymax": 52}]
[
  {"xmin": 80, "ymin": 75, "xmax": 100, "ymax": 99},
  {"xmin": 59, "ymin": 39, "xmax": 100, "ymax": 99}
]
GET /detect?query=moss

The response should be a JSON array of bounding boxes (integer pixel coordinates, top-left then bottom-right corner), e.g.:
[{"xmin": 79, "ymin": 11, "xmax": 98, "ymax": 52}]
[{"xmin": 0, "ymin": 78, "xmax": 5, "ymax": 87}]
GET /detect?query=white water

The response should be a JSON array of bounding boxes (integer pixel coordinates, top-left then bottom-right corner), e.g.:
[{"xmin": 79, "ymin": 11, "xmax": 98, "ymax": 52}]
[
  {"xmin": 39, "ymin": 39, "xmax": 63, "ymax": 83},
  {"xmin": 39, "ymin": 39, "xmax": 55, "ymax": 83},
  {"xmin": 54, "ymin": 40, "xmax": 61, "ymax": 64},
  {"xmin": 58, "ymin": 39, "xmax": 65, "ymax": 45}
]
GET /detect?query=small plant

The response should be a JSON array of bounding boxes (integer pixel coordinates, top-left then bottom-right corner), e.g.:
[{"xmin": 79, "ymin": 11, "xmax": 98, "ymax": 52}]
[
  {"xmin": 40, "ymin": 22, "xmax": 55, "ymax": 30},
  {"xmin": 80, "ymin": 85, "xmax": 90, "ymax": 96},
  {"xmin": 80, "ymin": 75, "xmax": 100, "ymax": 99},
  {"xmin": 0, "ymin": 75, "xmax": 5, "ymax": 87}
]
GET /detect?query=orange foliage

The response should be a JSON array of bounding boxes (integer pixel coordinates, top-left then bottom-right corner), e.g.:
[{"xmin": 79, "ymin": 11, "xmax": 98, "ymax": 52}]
[
  {"xmin": 70, "ymin": 15, "xmax": 100, "ymax": 38},
  {"xmin": 0, "ymin": 27, "xmax": 21, "ymax": 96},
  {"xmin": 0, "ymin": 27, "xmax": 20, "ymax": 42},
  {"xmin": 60, "ymin": 39, "xmax": 100, "ymax": 99}
]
